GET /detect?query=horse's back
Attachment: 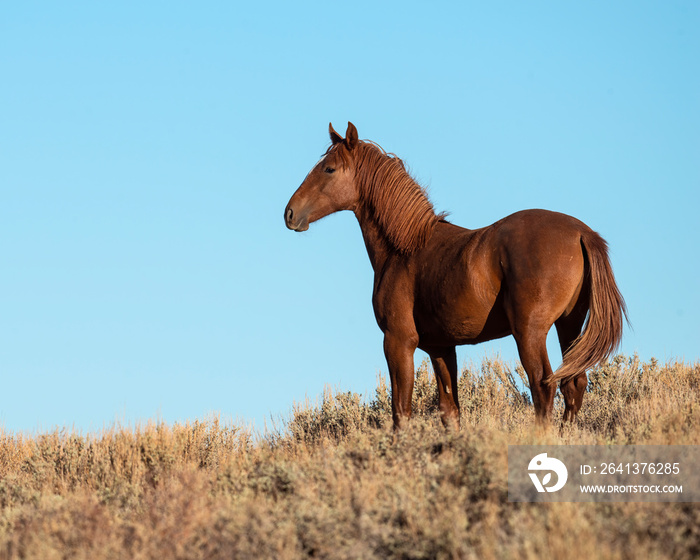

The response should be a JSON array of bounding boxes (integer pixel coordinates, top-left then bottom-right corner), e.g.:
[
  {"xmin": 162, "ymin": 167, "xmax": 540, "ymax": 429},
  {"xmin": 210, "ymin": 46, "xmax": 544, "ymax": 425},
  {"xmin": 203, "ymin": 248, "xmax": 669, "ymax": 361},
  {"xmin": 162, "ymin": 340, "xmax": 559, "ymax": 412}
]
[
  {"xmin": 427, "ymin": 209, "xmax": 590, "ymax": 285},
  {"xmin": 491, "ymin": 208, "xmax": 591, "ymax": 238},
  {"xmin": 490, "ymin": 209, "xmax": 590, "ymax": 273}
]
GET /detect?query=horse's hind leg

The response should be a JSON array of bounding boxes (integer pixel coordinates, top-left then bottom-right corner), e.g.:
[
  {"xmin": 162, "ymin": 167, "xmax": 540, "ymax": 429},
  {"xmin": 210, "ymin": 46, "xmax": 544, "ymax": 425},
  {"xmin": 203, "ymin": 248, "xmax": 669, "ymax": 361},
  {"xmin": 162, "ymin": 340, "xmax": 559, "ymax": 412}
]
[
  {"xmin": 427, "ymin": 347, "xmax": 460, "ymax": 429},
  {"xmin": 555, "ymin": 312, "xmax": 588, "ymax": 422},
  {"xmin": 512, "ymin": 328, "xmax": 557, "ymax": 421}
]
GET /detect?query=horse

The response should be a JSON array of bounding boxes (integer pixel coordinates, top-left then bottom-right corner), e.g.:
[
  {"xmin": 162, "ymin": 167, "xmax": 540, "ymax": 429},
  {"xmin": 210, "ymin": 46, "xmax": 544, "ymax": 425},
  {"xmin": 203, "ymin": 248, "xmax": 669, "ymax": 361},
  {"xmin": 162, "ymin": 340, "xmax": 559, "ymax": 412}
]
[{"xmin": 284, "ymin": 122, "xmax": 628, "ymax": 429}]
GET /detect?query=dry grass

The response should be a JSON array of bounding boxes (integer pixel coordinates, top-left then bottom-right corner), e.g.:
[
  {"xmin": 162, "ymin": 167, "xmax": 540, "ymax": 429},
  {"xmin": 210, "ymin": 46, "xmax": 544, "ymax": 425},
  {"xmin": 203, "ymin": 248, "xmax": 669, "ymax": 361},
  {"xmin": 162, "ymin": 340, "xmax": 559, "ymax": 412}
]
[{"xmin": 0, "ymin": 355, "xmax": 699, "ymax": 559}]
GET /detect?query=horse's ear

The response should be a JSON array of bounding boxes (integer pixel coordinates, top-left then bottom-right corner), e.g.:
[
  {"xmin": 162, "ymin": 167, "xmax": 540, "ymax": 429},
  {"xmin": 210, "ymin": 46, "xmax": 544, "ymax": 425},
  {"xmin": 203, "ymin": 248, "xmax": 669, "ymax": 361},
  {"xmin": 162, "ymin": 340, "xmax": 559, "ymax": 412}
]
[
  {"xmin": 329, "ymin": 123, "xmax": 344, "ymax": 145},
  {"xmin": 345, "ymin": 122, "xmax": 358, "ymax": 150}
]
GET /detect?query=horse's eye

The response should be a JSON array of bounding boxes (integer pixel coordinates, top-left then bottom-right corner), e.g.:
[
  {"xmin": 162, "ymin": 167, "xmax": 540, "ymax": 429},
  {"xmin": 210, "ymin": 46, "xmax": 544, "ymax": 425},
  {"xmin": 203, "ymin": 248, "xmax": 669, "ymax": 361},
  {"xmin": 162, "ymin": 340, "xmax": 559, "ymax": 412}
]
[{"xmin": 324, "ymin": 167, "xmax": 336, "ymax": 174}]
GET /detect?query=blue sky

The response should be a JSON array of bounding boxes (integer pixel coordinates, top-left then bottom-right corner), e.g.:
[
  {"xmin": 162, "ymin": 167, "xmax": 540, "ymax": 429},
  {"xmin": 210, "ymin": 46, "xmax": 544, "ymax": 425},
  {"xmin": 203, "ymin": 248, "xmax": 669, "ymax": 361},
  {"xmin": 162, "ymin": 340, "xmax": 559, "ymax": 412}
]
[{"xmin": 1, "ymin": 2, "xmax": 698, "ymax": 433}]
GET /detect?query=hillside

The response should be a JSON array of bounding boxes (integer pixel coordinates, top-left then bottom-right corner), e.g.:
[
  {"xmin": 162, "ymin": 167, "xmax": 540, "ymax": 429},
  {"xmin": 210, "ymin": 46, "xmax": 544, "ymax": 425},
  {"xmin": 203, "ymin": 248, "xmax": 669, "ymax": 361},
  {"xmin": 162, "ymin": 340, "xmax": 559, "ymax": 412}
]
[{"xmin": 1, "ymin": 355, "xmax": 698, "ymax": 559}]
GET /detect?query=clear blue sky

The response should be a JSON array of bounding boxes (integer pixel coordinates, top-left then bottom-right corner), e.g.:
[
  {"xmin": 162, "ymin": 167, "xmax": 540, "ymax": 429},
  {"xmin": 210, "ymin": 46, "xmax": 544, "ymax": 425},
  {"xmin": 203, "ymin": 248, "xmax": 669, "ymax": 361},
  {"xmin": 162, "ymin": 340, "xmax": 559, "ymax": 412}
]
[{"xmin": 1, "ymin": 2, "xmax": 698, "ymax": 433}]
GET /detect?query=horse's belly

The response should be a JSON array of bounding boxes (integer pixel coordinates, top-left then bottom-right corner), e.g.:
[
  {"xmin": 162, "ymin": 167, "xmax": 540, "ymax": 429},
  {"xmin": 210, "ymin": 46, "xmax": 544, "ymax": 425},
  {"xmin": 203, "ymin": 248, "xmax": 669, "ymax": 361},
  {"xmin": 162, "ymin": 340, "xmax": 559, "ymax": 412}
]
[{"xmin": 415, "ymin": 298, "xmax": 511, "ymax": 348}]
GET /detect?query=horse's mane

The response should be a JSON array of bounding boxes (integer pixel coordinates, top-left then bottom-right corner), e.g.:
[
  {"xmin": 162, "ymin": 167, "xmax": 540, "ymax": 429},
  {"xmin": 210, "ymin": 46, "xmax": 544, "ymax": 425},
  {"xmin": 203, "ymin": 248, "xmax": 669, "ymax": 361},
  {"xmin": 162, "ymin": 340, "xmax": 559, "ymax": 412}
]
[{"xmin": 328, "ymin": 140, "xmax": 443, "ymax": 254}]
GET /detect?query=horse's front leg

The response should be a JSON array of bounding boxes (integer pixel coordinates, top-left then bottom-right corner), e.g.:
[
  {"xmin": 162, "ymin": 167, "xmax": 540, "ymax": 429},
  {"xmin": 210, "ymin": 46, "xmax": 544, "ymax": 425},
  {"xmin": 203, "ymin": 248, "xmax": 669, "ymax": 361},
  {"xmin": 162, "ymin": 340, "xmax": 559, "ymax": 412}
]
[
  {"xmin": 428, "ymin": 347, "xmax": 460, "ymax": 430},
  {"xmin": 383, "ymin": 331, "xmax": 418, "ymax": 430}
]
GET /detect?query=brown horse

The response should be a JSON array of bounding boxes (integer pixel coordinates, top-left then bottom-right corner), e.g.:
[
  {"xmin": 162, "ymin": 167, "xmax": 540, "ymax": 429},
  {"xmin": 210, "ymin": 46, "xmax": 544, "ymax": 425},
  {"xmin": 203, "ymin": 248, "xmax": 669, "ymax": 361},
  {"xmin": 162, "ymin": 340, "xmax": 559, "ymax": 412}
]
[{"xmin": 285, "ymin": 122, "xmax": 628, "ymax": 429}]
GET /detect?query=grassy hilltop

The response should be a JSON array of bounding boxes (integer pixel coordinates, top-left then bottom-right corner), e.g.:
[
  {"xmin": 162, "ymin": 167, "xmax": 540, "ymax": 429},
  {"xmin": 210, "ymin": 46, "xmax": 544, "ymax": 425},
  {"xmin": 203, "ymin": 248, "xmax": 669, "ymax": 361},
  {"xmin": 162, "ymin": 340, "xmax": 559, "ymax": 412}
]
[{"xmin": 0, "ymin": 355, "xmax": 699, "ymax": 559}]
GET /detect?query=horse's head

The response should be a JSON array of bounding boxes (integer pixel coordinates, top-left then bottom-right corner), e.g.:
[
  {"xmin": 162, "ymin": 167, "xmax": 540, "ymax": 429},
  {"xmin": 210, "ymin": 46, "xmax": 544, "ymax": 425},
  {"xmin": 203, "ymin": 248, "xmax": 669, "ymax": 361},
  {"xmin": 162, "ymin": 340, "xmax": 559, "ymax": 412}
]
[{"xmin": 284, "ymin": 122, "xmax": 360, "ymax": 232}]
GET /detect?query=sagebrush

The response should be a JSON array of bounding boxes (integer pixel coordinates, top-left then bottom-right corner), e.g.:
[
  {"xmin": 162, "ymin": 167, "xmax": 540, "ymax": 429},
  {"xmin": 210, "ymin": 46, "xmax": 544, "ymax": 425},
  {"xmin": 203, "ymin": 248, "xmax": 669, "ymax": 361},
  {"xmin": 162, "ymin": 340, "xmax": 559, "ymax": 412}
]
[{"xmin": 1, "ymin": 355, "xmax": 698, "ymax": 559}]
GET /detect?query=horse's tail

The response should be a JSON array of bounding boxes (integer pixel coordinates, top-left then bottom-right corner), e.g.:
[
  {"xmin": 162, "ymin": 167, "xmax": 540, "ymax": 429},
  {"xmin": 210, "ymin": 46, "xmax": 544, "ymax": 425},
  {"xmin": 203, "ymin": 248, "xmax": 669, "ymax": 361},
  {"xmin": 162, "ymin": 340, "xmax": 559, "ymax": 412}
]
[{"xmin": 549, "ymin": 232, "xmax": 629, "ymax": 385}]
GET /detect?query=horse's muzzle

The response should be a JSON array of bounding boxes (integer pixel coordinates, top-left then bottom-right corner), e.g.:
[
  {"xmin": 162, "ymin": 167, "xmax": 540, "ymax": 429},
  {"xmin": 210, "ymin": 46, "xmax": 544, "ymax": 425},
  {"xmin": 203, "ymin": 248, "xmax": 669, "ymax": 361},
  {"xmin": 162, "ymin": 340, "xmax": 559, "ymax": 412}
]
[{"xmin": 284, "ymin": 205, "xmax": 309, "ymax": 232}]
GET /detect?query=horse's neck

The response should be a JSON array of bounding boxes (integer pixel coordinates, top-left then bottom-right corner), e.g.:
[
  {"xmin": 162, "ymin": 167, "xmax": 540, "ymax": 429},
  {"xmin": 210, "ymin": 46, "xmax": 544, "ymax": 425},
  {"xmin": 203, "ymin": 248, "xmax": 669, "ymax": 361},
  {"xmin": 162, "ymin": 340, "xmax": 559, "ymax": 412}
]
[
  {"xmin": 352, "ymin": 146, "xmax": 438, "ymax": 269},
  {"xmin": 354, "ymin": 206, "xmax": 394, "ymax": 274}
]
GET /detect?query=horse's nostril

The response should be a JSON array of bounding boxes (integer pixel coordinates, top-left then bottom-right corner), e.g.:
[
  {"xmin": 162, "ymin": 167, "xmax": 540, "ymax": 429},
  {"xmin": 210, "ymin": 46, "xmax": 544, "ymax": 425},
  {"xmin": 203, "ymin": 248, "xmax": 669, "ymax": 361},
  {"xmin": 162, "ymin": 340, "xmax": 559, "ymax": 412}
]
[{"xmin": 286, "ymin": 206, "xmax": 294, "ymax": 223}]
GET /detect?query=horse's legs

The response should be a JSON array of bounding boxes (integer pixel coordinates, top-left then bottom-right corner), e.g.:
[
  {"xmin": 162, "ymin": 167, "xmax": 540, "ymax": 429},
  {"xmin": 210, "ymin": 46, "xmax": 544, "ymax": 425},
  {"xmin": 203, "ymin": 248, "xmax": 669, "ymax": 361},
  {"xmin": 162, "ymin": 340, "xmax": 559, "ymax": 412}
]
[
  {"xmin": 555, "ymin": 312, "xmax": 589, "ymax": 422},
  {"xmin": 428, "ymin": 347, "xmax": 460, "ymax": 429},
  {"xmin": 383, "ymin": 332, "xmax": 418, "ymax": 430},
  {"xmin": 513, "ymin": 329, "xmax": 557, "ymax": 421}
]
